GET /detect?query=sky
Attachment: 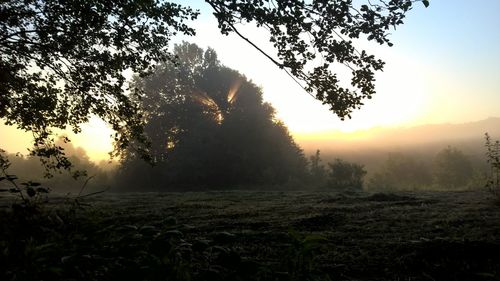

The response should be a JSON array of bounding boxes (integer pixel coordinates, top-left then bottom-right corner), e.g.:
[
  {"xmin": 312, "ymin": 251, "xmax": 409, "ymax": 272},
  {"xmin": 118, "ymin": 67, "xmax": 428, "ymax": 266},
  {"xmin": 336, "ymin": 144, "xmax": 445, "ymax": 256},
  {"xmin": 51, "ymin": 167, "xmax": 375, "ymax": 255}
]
[
  {"xmin": 1, "ymin": 0, "xmax": 500, "ymax": 161},
  {"xmin": 179, "ymin": 0, "xmax": 500, "ymax": 134}
]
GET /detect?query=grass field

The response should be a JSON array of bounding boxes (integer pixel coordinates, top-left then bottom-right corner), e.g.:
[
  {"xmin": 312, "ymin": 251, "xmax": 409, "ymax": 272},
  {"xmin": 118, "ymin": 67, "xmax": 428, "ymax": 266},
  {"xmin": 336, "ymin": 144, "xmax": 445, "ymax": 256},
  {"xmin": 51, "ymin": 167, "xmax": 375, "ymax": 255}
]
[{"xmin": 1, "ymin": 190, "xmax": 500, "ymax": 281}]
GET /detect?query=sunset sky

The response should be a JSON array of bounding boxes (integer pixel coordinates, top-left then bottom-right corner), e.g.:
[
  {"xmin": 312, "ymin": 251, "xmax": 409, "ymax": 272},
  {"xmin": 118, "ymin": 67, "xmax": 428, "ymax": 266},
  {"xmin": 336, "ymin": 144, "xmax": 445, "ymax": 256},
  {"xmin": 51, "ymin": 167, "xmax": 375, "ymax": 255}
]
[
  {"xmin": 183, "ymin": 0, "xmax": 500, "ymax": 133},
  {"xmin": 1, "ymin": 0, "xmax": 500, "ymax": 161}
]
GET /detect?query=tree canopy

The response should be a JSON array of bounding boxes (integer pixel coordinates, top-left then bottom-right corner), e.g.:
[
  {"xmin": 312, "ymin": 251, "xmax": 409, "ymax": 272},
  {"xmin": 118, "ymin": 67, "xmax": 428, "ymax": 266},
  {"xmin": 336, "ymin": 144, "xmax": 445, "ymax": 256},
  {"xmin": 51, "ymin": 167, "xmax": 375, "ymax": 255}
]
[
  {"xmin": 117, "ymin": 42, "xmax": 308, "ymax": 189},
  {"xmin": 207, "ymin": 0, "xmax": 428, "ymax": 118},
  {"xmin": 0, "ymin": 0, "xmax": 429, "ymax": 165}
]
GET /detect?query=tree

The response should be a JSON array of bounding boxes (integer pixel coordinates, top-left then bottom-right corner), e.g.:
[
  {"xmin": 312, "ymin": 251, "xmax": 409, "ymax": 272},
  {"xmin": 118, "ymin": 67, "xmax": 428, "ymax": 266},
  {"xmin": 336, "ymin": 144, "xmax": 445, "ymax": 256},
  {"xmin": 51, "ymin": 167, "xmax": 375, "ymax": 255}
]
[
  {"xmin": 326, "ymin": 158, "xmax": 366, "ymax": 190},
  {"xmin": 1, "ymin": 0, "xmax": 429, "ymax": 167},
  {"xmin": 117, "ymin": 42, "xmax": 308, "ymax": 190},
  {"xmin": 309, "ymin": 149, "xmax": 326, "ymax": 186},
  {"xmin": 433, "ymin": 146, "xmax": 473, "ymax": 189}
]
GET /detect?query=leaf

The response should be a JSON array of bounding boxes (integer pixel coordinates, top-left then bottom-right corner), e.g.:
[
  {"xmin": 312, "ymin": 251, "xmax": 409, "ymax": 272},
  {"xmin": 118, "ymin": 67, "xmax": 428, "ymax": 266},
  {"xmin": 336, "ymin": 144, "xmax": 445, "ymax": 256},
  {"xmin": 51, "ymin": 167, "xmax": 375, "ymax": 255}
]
[
  {"xmin": 48, "ymin": 267, "xmax": 63, "ymax": 275},
  {"xmin": 22, "ymin": 181, "xmax": 41, "ymax": 187},
  {"xmin": 123, "ymin": 224, "xmax": 138, "ymax": 231},
  {"xmin": 193, "ymin": 239, "xmax": 211, "ymax": 252},
  {"xmin": 422, "ymin": 0, "xmax": 430, "ymax": 8},
  {"xmin": 211, "ymin": 245, "xmax": 229, "ymax": 254},
  {"xmin": 163, "ymin": 229, "xmax": 184, "ymax": 238},
  {"xmin": 139, "ymin": 225, "xmax": 158, "ymax": 235},
  {"xmin": 213, "ymin": 231, "xmax": 236, "ymax": 244},
  {"xmin": 36, "ymin": 187, "xmax": 49, "ymax": 193},
  {"xmin": 61, "ymin": 256, "xmax": 74, "ymax": 264},
  {"xmin": 303, "ymin": 234, "xmax": 327, "ymax": 244},
  {"xmin": 6, "ymin": 175, "xmax": 17, "ymax": 181},
  {"xmin": 26, "ymin": 187, "xmax": 36, "ymax": 197},
  {"xmin": 287, "ymin": 228, "xmax": 302, "ymax": 242}
]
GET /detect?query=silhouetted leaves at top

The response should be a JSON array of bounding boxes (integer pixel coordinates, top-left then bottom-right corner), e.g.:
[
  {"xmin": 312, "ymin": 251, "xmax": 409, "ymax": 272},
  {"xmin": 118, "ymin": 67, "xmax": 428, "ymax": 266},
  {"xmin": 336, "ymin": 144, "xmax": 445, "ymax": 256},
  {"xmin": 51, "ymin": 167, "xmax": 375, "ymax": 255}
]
[
  {"xmin": 1, "ymin": 0, "xmax": 428, "ymax": 170},
  {"xmin": 206, "ymin": 0, "xmax": 429, "ymax": 119}
]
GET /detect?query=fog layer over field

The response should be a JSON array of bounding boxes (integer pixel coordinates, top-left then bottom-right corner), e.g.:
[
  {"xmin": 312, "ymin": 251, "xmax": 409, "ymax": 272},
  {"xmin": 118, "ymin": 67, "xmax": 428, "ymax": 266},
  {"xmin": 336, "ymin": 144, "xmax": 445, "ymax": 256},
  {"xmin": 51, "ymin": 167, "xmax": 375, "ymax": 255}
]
[{"xmin": 2, "ymin": 117, "xmax": 499, "ymax": 194}]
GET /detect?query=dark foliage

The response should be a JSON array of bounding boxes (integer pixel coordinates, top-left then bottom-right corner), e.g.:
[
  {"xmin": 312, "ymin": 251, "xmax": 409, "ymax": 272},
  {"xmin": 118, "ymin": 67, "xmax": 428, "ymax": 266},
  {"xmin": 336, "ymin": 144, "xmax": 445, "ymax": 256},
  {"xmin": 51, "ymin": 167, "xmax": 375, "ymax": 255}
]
[
  {"xmin": 116, "ymin": 43, "xmax": 308, "ymax": 190},
  {"xmin": 206, "ymin": 0, "xmax": 429, "ymax": 119},
  {"xmin": 0, "ymin": 141, "xmax": 112, "ymax": 194},
  {"xmin": 2, "ymin": 190, "xmax": 499, "ymax": 281},
  {"xmin": 1, "ymin": 0, "xmax": 428, "ymax": 169},
  {"xmin": 326, "ymin": 158, "xmax": 366, "ymax": 189},
  {"xmin": 0, "ymin": 149, "xmax": 50, "ymax": 213},
  {"xmin": 484, "ymin": 133, "xmax": 500, "ymax": 200},
  {"xmin": 0, "ymin": 0, "xmax": 199, "ymax": 169},
  {"xmin": 309, "ymin": 149, "xmax": 327, "ymax": 186}
]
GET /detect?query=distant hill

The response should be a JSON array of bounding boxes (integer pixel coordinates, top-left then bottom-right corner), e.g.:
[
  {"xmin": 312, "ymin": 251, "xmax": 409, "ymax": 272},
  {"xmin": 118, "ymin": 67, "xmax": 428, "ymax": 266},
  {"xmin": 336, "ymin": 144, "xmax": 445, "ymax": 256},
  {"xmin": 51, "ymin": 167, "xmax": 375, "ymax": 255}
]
[
  {"xmin": 295, "ymin": 117, "xmax": 500, "ymax": 173},
  {"xmin": 297, "ymin": 117, "xmax": 500, "ymax": 152},
  {"xmin": 369, "ymin": 117, "xmax": 500, "ymax": 146}
]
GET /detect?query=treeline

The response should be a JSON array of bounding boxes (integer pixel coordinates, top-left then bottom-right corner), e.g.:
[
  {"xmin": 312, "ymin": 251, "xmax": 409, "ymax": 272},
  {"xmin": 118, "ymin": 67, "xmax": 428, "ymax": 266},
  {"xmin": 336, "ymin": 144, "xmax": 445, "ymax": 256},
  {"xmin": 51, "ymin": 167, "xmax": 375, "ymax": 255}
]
[
  {"xmin": 365, "ymin": 146, "xmax": 482, "ymax": 191},
  {"xmin": 0, "ymin": 43, "xmax": 489, "ymax": 193},
  {"xmin": 0, "ymin": 139, "xmax": 113, "ymax": 195},
  {"xmin": 0, "ymin": 138, "xmax": 487, "ymax": 193},
  {"xmin": 302, "ymin": 145, "xmax": 486, "ymax": 191}
]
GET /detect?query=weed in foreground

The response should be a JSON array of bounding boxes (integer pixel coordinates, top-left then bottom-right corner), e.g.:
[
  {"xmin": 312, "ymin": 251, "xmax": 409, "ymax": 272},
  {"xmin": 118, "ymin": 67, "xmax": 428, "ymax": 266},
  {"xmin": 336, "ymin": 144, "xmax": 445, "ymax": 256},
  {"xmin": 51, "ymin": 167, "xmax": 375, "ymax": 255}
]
[
  {"xmin": 0, "ymin": 149, "xmax": 50, "ymax": 216},
  {"xmin": 484, "ymin": 133, "xmax": 500, "ymax": 203}
]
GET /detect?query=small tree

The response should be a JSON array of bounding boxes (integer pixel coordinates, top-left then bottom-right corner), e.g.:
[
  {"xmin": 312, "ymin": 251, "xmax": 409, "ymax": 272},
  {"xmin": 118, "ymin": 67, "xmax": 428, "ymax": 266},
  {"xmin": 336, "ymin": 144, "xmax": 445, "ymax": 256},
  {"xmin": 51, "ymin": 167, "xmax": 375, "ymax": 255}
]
[
  {"xmin": 432, "ymin": 146, "xmax": 473, "ymax": 189},
  {"xmin": 327, "ymin": 159, "xmax": 366, "ymax": 190},
  {"xmin": 309, "ymin": 150, "xmax": 326, "ymax": 185}
]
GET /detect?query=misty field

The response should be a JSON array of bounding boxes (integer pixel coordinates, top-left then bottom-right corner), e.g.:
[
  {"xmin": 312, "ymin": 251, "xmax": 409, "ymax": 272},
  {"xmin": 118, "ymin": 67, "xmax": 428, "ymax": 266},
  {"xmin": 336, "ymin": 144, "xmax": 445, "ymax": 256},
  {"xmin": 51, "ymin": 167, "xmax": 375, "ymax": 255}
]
[{"xmin": 2, "ymin": 190, "xmax": 500, "ymax": 281}]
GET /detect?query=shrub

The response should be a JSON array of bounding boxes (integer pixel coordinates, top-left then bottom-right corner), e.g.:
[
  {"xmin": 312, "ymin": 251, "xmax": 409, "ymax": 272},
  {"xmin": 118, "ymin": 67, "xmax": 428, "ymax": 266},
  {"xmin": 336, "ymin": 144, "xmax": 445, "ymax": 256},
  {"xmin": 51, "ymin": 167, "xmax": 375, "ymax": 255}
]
[{"xmin": 326, "ymin": 159, "xmax": 366, "ymax": 190}]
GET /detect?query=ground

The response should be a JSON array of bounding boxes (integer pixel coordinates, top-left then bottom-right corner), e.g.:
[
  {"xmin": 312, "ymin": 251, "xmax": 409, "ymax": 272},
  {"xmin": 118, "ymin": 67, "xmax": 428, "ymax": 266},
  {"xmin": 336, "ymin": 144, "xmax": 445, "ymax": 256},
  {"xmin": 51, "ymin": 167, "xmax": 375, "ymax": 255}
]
[{"xmin": 1, "ymin": 190, "xmax": 500, "ymax": 280}]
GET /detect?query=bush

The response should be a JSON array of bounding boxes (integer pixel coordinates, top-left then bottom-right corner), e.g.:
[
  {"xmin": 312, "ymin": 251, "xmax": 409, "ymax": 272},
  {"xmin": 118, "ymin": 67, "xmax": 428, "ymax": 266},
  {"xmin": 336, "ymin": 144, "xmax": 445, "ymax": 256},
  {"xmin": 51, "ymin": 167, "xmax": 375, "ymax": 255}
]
[{"xmin": 326, "ymin": 159, "xmax": 366, "ymax": 190}]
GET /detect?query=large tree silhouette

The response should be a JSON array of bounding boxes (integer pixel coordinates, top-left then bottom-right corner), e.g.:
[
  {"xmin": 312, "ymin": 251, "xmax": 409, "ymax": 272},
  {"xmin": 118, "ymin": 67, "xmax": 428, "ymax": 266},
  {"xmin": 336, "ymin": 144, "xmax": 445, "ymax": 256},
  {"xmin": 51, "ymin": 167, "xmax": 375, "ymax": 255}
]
[
  {"xmin": 118, "ymin": 43, "xmax": 308, "ymax": 189},
  {"xmin": 0, "ymin": 0, "xmax": 428, "ymax": 167}
]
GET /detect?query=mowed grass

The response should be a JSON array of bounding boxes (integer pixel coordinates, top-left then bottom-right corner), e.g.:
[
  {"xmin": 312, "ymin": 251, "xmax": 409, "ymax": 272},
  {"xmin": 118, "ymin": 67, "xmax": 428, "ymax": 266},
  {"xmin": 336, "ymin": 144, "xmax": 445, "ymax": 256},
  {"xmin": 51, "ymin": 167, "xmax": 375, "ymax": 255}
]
[{"xmin": 2, "ymin": 190, "xmax": 500, "ymax": 280}]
